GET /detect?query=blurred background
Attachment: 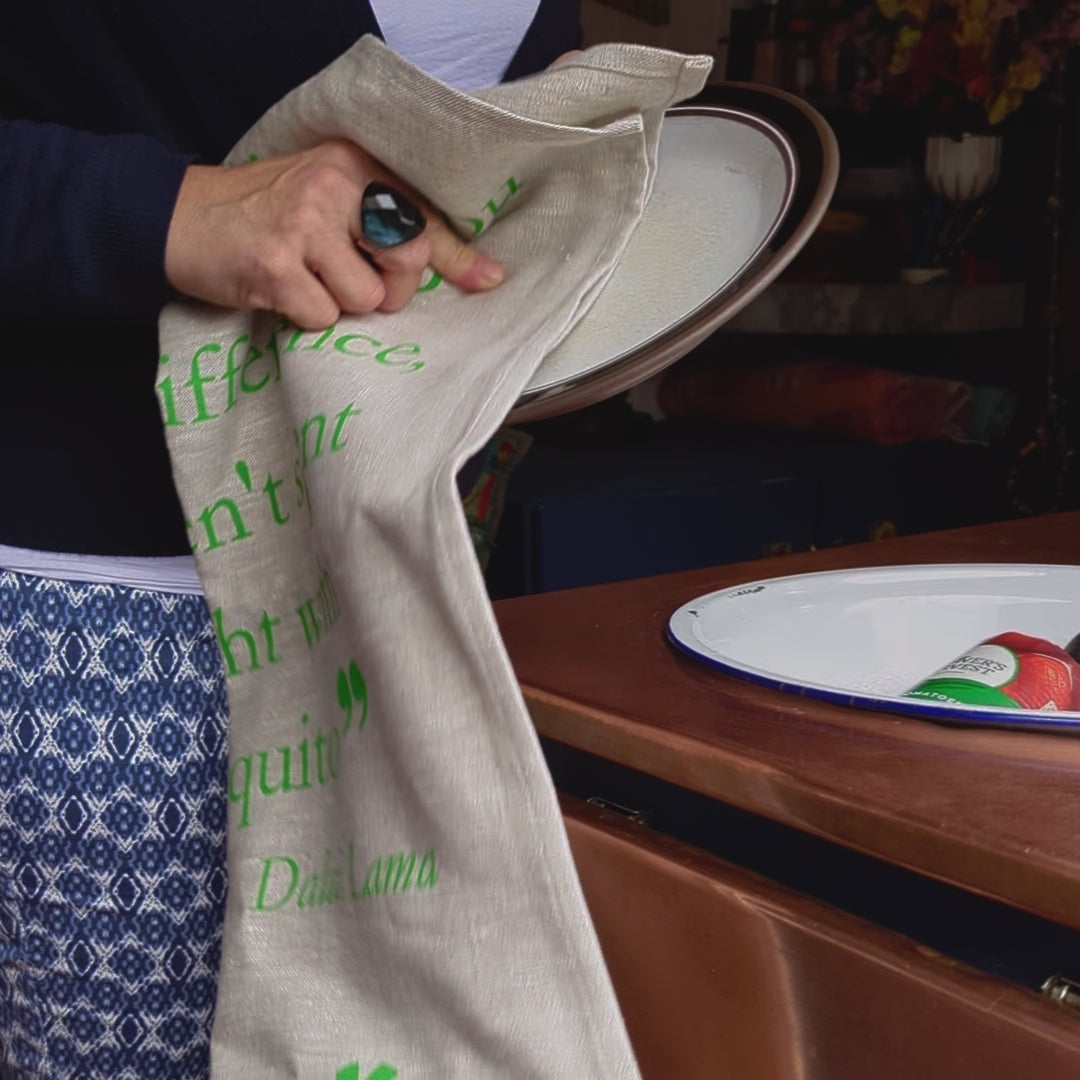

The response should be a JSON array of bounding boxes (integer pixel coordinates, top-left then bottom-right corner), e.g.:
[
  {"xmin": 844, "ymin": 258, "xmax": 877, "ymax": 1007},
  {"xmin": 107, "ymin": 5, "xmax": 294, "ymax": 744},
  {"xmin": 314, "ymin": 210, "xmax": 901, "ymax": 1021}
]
[{"xmin": 473, "ymin": 0, "xmax": 1080, "ymax": 598}]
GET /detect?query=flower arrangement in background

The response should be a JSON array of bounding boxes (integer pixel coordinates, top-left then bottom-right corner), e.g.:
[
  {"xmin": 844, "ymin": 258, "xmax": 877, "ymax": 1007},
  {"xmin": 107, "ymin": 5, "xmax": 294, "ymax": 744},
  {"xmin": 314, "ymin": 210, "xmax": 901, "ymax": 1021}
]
[{"xmin": 829, "ymin": 0, "xmax": 1080, "ymax": 133}]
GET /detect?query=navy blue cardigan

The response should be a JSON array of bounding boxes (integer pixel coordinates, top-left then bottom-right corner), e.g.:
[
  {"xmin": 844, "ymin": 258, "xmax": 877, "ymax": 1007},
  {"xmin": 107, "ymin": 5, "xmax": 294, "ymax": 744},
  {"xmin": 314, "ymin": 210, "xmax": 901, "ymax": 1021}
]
[{"xmin": 0, "ymin": 1, "xmax": 581, "ymax": 555}]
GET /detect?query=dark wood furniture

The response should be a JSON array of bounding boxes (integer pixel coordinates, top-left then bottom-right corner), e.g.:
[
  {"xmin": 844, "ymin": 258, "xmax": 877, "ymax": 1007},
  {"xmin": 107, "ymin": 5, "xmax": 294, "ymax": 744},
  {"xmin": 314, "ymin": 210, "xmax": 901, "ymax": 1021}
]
[{"xmin": 495, "ymin": 513, "xmax": 1080, "ymax": 1078}]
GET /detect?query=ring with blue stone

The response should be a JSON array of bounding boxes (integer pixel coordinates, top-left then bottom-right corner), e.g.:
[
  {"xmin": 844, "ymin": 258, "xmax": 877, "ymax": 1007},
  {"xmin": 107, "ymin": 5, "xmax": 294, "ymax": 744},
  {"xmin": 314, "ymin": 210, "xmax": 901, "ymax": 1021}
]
[{"xmin": 360, "ymin": 181, "xmax": 426, "ymax": 250}]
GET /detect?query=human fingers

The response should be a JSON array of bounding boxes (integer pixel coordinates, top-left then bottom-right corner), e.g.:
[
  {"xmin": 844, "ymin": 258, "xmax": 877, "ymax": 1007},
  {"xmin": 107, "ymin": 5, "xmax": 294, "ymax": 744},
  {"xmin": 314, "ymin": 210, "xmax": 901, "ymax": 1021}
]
[
  {"xmin": 355, "ymin": 178, "xmax": 502, "ymax": 305},
  {"xmin": 168, "ymin": 151, "xmax": 382, "ymax": 326},
  {"xmin": 549, "ymin": 49, "xmax": 584, "ymax": 68},
  {"xmin": 422, "ymin": 209, "xmax": 505, "ymax": 293},
  {"xmin": 354, "ymin": 182, "xmax": 432, "ymax": 311},
  {"xmin": 366, "ymin": 234, "xmax": 433, "ymax": 312},
  {"xmin": 274, "ymin": 269, "xmax": 346, "ymax": 331},
  {"xmin": 166, "ymin": 143, "xmax": 505, "ymax": 325},
  {"xmin": 306, "ymin": 231, "xmax": 389, "ymax": 318}
]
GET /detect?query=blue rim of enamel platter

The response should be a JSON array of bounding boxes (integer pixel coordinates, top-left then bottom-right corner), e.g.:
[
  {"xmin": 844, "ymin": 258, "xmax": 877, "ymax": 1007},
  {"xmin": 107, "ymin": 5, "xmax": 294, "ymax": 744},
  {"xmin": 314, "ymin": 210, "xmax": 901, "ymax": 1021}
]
[{"xmin": 666, "ymin": 570, "xmax": 1080, "ymax": 735}]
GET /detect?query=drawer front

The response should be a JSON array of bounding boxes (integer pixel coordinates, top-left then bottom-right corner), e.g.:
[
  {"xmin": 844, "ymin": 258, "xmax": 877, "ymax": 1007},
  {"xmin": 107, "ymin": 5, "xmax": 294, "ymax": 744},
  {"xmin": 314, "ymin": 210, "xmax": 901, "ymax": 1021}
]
[{"xmin": 564, "ymin": 797, "xmax": 1080, "ymax": 1080}]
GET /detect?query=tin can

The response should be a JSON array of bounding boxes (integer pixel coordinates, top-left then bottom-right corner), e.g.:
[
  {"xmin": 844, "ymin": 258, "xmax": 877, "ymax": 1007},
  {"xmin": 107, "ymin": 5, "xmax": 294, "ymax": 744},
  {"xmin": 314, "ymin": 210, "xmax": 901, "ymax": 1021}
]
[{"xmin": 904, "ymin": 631, "xmax": 1080, "ymax": 712}]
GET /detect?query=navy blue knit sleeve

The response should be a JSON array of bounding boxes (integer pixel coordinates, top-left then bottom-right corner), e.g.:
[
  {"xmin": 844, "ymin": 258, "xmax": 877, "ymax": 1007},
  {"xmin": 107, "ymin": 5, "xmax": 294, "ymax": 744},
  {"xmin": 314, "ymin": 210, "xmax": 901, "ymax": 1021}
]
[{"xmin": 0, "ymin": 118, "xmax": 194, "ymax": 325}]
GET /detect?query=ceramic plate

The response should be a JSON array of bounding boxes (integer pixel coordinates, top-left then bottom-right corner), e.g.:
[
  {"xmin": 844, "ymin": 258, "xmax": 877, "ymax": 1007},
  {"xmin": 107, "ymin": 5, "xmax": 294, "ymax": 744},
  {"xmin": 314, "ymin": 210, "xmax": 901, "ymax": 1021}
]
[
  {"xmin": 668, "ymin": 563, "xmax": 1080, "ymax": 731},
  {"xmin": 509, "ymin": 99, "xmax": 824, "ymax": 422}
]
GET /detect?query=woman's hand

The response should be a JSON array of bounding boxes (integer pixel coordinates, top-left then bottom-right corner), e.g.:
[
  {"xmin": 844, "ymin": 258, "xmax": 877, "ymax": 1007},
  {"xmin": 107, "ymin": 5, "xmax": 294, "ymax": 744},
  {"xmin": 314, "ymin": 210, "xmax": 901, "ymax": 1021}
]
[
  {"xmin": 165, "ymin": 139, "xmax": 504, "ymax": 329},
  {"xmin": 549, "ymin": 50, "xmax": 584, "ymax": 68}
]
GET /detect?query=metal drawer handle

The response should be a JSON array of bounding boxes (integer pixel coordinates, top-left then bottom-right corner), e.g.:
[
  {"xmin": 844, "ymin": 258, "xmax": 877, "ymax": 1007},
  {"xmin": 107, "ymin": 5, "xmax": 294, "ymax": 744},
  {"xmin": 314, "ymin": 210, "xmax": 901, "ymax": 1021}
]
[
  {"xmin": 586, "ymin": 797, "xmax": 653, "ymax": 827},
  {"xmin": 1041, "ymin": 974, "xmax": 1080, "ymax": 1012}
]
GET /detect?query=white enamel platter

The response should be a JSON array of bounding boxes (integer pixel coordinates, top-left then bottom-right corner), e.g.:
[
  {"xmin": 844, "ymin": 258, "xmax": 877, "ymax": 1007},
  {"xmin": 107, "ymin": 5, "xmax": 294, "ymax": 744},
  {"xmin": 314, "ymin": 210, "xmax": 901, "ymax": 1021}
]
[
  {"xmin": 668, "ymin": 564, "xmax": 1080, "ymax": 732},
  {"xmin": 509, "ymin": 92, "xmax": 838, "ymax": 423}
]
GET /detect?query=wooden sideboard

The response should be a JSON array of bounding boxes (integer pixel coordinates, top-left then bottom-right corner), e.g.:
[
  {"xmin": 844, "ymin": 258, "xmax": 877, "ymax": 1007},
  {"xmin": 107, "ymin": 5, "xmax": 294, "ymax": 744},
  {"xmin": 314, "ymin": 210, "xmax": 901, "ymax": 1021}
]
[{"xmin": 495, "ymin": 512, "xmax": 1080, "ymax": 1078}]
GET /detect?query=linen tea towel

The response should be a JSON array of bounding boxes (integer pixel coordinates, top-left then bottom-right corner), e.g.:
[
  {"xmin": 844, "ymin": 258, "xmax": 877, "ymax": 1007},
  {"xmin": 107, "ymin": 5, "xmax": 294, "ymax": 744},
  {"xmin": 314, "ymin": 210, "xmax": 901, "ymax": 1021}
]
[{"xmin": 158, "ymin": 37, "xmax": 710, "ymax": 1079}]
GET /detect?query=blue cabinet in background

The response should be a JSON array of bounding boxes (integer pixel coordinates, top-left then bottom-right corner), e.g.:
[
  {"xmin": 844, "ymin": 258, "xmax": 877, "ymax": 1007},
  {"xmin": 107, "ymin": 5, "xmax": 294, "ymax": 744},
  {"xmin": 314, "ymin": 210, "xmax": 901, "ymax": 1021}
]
[{"xmin": 484, "ymin": 423, "xmax": 1007, "ymax": 598}]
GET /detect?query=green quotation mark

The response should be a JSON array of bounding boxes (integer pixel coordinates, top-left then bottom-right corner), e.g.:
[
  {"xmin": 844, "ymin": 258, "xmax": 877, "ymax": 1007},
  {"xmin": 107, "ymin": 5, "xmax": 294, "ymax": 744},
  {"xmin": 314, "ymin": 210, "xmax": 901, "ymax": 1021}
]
[
  {"xmin": 336, "ymin": 660, "xmax": 369, "ymax": 736},
  {"xmin": 336, "ymin": 1065, "xmax": 398, "ymax": 1080}
]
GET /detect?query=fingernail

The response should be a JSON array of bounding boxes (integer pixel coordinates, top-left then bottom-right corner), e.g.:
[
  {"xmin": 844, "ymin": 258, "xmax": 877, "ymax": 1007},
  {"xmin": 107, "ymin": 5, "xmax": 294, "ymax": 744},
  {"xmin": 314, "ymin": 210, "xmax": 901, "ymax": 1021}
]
[{"xmin": 475, "ymin": 255, "xmax": 505, "ymax": 289}]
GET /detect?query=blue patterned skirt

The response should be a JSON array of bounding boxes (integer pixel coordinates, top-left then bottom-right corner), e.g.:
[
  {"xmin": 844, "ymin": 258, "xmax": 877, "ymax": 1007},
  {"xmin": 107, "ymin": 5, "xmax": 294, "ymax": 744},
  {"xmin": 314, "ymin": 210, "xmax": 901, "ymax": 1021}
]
[{"xmin": 0, "ymin": 569, "xmax": 228, "ymax": 1080}]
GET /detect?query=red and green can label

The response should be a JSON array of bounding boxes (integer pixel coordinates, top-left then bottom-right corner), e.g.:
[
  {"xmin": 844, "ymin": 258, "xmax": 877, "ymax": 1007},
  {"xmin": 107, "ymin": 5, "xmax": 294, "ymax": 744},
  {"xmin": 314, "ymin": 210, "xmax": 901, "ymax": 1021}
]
[{"xmin": 904, "ymin": 631, "xmax": 1080, "ymax": 711}]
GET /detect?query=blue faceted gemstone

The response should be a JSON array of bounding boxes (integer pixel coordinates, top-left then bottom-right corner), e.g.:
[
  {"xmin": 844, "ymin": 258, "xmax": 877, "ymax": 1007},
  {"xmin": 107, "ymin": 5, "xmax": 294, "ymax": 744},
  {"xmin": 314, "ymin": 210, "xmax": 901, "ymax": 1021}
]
[{"xmin": 361, "ymin": 183, "xmax": 425, "ymax": 249}]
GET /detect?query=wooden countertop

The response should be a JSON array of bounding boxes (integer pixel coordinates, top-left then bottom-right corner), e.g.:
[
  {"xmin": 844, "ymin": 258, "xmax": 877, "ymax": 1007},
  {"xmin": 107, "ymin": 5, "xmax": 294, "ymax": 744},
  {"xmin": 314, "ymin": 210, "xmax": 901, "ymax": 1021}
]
[{"xmin": 494, "ymin": 512, "xmax": 1080, "ymax": 931}]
